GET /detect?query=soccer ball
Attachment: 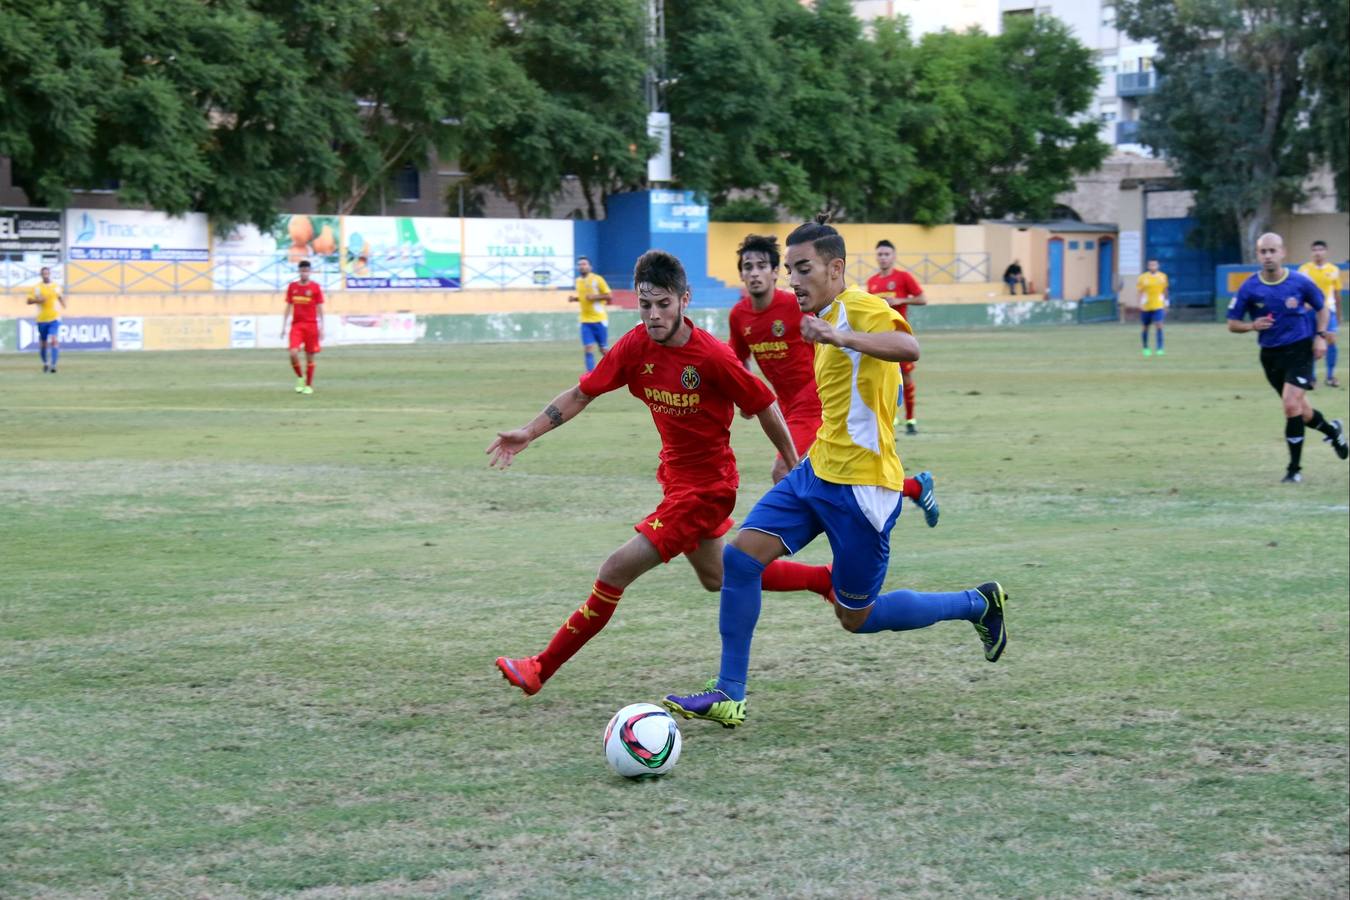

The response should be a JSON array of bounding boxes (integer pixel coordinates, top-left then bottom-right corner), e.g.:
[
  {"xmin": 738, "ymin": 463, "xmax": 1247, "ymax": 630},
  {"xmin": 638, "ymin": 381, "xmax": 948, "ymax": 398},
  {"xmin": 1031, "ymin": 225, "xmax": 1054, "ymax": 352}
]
[{"xmin": 603, "ymin": 702, "xmax": 682, "ymax": 779}]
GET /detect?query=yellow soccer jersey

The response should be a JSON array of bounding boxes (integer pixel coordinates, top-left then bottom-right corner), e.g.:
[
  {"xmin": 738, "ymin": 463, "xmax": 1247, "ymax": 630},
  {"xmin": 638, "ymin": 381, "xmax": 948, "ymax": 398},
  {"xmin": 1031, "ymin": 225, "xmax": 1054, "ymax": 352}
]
[
  {"xmin": 31, "ymin": 282, "xmax": 62, "ymax": 323},
  {"xmin": 1298, "ymin": 262, "xmax": 1340, "ymax": 314},
  {"xmin": 1136, "ymin": 272, "xmax": 1168, "ymax": 311},
  {"xmin": 810, "ymin": 286, "xmax": 913, "ymax": 492},
  {"xmin": 575, "ymin": 274, "xmax": 611, "ymax": 324}
]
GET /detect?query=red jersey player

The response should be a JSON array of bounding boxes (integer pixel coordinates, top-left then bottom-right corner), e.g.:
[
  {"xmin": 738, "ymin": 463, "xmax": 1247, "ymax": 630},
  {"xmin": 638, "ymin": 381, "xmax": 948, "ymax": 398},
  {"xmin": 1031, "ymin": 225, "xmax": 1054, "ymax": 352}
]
[
  {"xmin": 281, "ymin": 260, "xmax": 324, "ymax": 394},
  {"xmin": 729, "ymin": 234, "xmax": 939, "ymax": 525},
  {"xmin": 489, "ymin": 250, "xmax": 836, "ymax": 697},
  {"xmin": 866, "ymin": 239, "xmax": 927, "ymax": 434},
  {"xmin": 729, "ymin": 234, "xmax": 822, "ymax": 483}
]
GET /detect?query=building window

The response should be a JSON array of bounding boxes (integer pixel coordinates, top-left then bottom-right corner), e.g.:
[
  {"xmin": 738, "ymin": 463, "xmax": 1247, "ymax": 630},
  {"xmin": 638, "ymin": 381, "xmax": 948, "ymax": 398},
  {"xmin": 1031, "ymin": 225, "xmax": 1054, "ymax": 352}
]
[
  {"xmin": 394, "ymin": 164, "xmax": 420, "ymax": 202},
  {"xmin": 1069, "ymin": 241, "xmax": 1080, "ymax": 250},
  {"xmin": 1101, "ymin": 103, "xmax": 1118, "ymax": 122},
  {"xmin": 1086, "ymin": 240, "xmax": 1096, "ymax": 249}
]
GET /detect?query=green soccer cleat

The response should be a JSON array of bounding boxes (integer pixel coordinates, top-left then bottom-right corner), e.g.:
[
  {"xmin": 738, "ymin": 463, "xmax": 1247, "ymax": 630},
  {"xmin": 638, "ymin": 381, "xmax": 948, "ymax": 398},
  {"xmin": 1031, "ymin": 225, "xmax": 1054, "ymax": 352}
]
[
  {"xmin": 662, "ymin": 680, "xmax": 746, "ymax": 728},
  {"xmin": 295, "ymin": 377, "xmax": 305, "ymax": 393},
  {"xmin": 1156, "ymin": 349, "xmax": 1166, "ymax": 356},
  {"xmin": 1142, "ymin": 348, "xmax": 1152, "ymax": 357},
  {"xmin": 300, "ymin": 385, "xmax": 314, "ymax": 395},
  {"xmin": 972, "ymin": 581, "xmax": 1008, "ymax": 662}
]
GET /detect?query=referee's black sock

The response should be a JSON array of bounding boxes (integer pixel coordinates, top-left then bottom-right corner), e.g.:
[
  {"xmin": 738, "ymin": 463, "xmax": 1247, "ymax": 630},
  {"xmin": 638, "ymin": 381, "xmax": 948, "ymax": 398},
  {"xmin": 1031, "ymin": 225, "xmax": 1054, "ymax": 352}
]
[
  {"xmin": 1286, "ymin": 416, "xmax": 1306, "ymax": 472},
  {"xmin": 1305, "ymin": 408, "xmax": 1338, "ymax": 438}
]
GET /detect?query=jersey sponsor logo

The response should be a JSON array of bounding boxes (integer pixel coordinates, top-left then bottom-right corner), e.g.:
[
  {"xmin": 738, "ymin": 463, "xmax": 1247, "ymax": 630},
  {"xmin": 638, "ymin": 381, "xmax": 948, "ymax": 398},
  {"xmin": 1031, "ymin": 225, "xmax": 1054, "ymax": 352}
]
[
  {"xmin": 1286, "ymin": 297, "xmax": 1301, "ymax": 308},
  {"xmin": 680, "ymin": 365, "xmax": 701, "ymax": 390},
  {"xmin": 749, "ymin": 340, "xmax": 790, "ymax": 354},
  {"xmin": 771, "ymin": 319, "xmax": 785, "ymax": 337},
  {"xmin": 643, "ymin": 386, "xmax": 700, "ymax": 408}
]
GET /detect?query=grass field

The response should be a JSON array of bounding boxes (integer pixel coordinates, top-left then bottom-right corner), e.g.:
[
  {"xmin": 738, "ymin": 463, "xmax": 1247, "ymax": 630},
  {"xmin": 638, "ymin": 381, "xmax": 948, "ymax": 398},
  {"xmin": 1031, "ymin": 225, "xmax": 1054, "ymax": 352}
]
[{"xmin": 2, "ymin": 323, "xmax": 1347, "ymax": 899}]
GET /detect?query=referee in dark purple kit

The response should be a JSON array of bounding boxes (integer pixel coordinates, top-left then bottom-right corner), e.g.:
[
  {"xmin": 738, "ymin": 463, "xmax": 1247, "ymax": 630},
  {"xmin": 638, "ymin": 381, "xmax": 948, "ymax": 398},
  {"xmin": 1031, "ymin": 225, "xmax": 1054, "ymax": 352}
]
[{"xmin": 1227, "ymin": 232, "xmax": 1348, "ymax": 482}]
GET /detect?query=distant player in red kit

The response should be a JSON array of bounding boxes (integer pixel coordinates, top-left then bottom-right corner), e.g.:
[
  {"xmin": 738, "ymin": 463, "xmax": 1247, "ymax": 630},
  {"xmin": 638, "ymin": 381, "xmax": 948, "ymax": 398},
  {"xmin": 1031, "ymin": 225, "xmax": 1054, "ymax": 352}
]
[
  {"xmin": 490, "ymin": 250, "xmax": 838, "ymax": 698},
  {"xmin": 281, "ymin": 260, "xmax": 324, "ymax": 394},
  {"xmin": 866, "ymin": 240, "xmax": 927, "ymax": 434},
  {"xmin": 730, "ymin": 234, "xmax": 938, "ymax": 526}
]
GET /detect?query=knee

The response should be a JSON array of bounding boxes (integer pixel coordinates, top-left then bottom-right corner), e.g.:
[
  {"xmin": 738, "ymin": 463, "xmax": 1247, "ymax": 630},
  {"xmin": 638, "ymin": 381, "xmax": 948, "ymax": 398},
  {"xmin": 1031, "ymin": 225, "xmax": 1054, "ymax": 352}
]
[
  {"xmin": 697, "ymin": 572, "xmax": 721, "ymax": 592},
  {"xmin": 1283, "ymin": 401, "xmax": 1303, "ymax": 418}
]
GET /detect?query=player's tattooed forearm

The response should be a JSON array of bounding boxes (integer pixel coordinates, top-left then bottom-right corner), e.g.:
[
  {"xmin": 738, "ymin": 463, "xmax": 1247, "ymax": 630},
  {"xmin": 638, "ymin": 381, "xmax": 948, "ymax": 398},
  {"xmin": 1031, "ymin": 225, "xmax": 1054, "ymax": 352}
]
[{"xmin": 545, "ymin": 404, "xmax": 564, "ymax": 428}]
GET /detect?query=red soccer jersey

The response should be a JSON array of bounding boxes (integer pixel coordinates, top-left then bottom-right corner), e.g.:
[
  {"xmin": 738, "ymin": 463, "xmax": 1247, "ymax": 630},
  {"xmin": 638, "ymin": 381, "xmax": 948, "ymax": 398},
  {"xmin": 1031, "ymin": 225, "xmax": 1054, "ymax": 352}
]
[
  {"xmin": 727, "ymin": 289, "xmax": 822, "ymax": 419},
  {"xmin": 866, "ymin": 269, "xmax": 922, "ymax": 320},
  {"xmin": 286, "ymin": 280, "xmax": 325, "ymax": 325},
  {"xmin": 579, "ymin": 319, "xmax": 776, "ymax": 485}
]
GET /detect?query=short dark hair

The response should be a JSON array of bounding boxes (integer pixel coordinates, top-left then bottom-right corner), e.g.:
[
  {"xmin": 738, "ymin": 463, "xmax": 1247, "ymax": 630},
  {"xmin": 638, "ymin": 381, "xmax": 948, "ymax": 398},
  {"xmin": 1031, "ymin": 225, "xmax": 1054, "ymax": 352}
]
[
  {"xmin": 1311, "ymin": 240, "xmax": 1328, "ymax": 249},
  {"xmin": 786, "ymin": 213, "xmax": 846, "ymax": 262},
  {"xmin": 737, "ymin": 234, "xmax": 780, "ymax": 269},
  {"xmin": 577, "ymin": 255, "xmax": 590, "ymax": 263},
  {"xmin": 298, "ymin": 260, "xmax": 311, "ymax": 269},
  {"xmin": 633, "ymin": 249, "xmax": 688, "ymax": 296},
  {"xmin": 875, "ymin": 239, "xmax": 895, "ymax": 250}
]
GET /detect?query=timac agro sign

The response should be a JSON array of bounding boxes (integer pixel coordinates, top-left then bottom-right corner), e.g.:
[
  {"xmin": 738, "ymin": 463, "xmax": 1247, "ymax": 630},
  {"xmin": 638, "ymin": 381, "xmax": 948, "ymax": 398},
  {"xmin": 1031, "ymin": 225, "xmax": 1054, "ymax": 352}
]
[
  {"xmin": 65, "ymin": 209, "xmax": 209, "ymax": 262},
  {"xmin": 18, "ymin": 317, "xmax": 114, "ymax": 351}
]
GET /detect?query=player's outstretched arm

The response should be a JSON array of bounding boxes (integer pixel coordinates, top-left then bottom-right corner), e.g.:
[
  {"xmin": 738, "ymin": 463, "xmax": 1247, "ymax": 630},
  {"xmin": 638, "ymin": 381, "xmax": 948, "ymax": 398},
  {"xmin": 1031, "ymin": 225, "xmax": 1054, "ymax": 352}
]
[
  {"xmin": 908, "ymin": 292, "xmax": 928, "ymax": 306},
  {"xmin": 801, "ymin": 315, "xmax": 919, "ymax": 363},
  {"xmin": 753, "ymin": 401, "xmax": 798, "ymax": 470},
  {"xmin": 487, "ymin": 385, "xmax": 594, "ymax": 468}
]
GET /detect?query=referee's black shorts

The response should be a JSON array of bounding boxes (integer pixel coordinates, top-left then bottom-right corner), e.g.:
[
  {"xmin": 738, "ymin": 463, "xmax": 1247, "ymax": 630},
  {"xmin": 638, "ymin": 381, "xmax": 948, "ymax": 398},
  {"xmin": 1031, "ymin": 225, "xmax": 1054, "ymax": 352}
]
[{"xmin": 1259, "ymin": 337, "xmax": 1315, "ymax": 394}]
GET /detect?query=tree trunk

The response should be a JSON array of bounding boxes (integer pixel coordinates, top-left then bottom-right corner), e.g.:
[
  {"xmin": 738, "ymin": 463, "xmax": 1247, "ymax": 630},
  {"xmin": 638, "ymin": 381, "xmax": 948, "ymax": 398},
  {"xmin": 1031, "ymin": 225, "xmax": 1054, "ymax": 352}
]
[{"xmin": 1236, "ymin": 193, "xmax": 1274, "ymax": 264}]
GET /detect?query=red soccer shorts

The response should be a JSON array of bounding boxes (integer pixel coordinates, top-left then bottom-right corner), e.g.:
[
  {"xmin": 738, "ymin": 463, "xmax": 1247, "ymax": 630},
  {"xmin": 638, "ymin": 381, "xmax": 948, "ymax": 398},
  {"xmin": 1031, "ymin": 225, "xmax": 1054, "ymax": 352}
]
[
  {"xmin": 289, "ymin": 322, "xmax": 322, "ymax": 353},
  {"xmin": 635, "ymin": 480, "xmax": 736, "ymax": 563},
  {"xmin": 784, "ymin": 411, "xmax": 821, "ymax": 460}
]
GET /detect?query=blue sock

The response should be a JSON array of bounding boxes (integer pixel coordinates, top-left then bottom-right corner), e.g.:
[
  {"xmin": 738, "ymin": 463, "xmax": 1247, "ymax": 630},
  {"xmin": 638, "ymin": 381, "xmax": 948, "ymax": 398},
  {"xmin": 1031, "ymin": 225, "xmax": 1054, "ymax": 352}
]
[
  {"xmin": 1141, "ymin": 329, "xmax": 1148, "ymax": 349},
  {"xmin": 39, "ymin": 345, "xmax": 48, "ymax": 365},
  {"xmin": 715, "ymin": 545, "xmax": 765, "ymax": 702},
  {"xmin": 1327, "ymin": 342, "xmax": 1337, "ymax": 380},
  {"xmin": 584, "ymin": 351, "xmax": 595, "ymax": 372},
  {"xmin": 854, "ymin": 588, "xmax": 984, "ymax": 634},
  {"xmin": 50, "ymin": 346, "xmax": 59, "ymax": 368},
  {"xmin": 1156, "ymin": 329, "xmax": 1164, "ymax": 350}
]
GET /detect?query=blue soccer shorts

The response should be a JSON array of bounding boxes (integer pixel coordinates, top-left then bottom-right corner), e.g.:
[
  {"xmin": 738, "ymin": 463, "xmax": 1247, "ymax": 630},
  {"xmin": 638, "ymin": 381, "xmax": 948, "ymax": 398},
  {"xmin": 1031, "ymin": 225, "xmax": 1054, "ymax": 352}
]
[
  {"xmin": 1140, "ymin": 309, "xmax": 1165, "ymax": 326},
  {"xmin": 741, "ymin": 458, "xmax": 903, "ymax": 610},
  {"xmin": 37, "ymin": 320, "xmax": 61, "ymax": 341},
  {"xmin": 580, "ymin": 321, "xmax": 608, "ymax": 348}
]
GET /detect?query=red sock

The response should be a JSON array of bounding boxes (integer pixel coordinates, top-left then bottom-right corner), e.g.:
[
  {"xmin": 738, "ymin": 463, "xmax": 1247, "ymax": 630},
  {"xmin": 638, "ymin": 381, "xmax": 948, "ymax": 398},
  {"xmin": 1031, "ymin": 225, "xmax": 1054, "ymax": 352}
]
[
  {"xmin": 536, "ymin": 580, "xmax": 623, "ymax": 682},
  {"xmin": 762, "ymin": 560, "xmax": 832, "ymax": 597},
  {"xmin": 903, "ymin": 477, "xmax": 921, "ymax": 500},
  {"xmin": 291, "ymin": 359, "xmax": 302, "ymax": 377},
  {"xmin": 903, "ymin": 379, "xmax": 916, "ymax": 421},
  {"xmin": 306, "ymin": 362, "xmax": 315, "ymax": 386}
]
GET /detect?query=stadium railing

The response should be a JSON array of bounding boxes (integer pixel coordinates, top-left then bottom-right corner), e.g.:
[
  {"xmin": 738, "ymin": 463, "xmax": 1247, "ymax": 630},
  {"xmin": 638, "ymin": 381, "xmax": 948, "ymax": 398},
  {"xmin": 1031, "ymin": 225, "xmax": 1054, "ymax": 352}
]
[
  {"xmin": 21, "ymin": 255, "xmax": 580, "ymax": 293},
  {"xmin": 844, "ymin": 253, "xmax": 990, "ymax": 286}
]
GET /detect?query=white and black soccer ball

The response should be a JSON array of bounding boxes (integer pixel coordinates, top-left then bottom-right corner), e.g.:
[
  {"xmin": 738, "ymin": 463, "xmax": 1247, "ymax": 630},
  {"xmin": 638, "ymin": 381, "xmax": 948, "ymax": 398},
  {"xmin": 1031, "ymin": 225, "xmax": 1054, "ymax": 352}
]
[{"xmin": 603, "ymin": 702, "xmax": 682, "ymax": 779}]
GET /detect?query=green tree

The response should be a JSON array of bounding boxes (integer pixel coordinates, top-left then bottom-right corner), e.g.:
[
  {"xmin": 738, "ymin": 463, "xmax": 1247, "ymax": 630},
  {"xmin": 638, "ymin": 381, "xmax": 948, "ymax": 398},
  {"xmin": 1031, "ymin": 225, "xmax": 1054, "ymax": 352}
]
[
  {"xmin": 462, "ymin": 0, "xmax": 652, "ymax": 220},
  {"xmin": 0, "ymin": 0, "xmax": 513, "ymax": 229},
  {"xmin": 900, "ymin": 17, "xmax": 1107, "ymax": 225},
  {"xmin": 1117, "ymin": 0, "xmax": 1349, "ymax": 258}
]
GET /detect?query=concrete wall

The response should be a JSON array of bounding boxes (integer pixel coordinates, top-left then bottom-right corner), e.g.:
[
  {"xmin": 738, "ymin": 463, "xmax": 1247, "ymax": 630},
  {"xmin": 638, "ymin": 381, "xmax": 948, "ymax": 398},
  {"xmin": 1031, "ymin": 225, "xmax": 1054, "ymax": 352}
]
[
  {"xmin": 706, "ymin": 222, "xmax": 955, "ymax": 287},
  {"xmin": 1272, "ymin": 212, "xmax": 1350, "ymax": 264}
]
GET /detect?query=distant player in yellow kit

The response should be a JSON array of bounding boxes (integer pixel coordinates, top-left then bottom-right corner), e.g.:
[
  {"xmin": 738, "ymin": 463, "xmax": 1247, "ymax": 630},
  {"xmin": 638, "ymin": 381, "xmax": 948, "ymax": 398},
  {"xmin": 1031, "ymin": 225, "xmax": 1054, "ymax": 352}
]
[
  {"xmin": 1298, "ymin": 240, "xmax": 1341, "ymax": 387},
  {"xmin": 569, "ymin": 256, "xmax": 612, "ymax": 372},
  {"xmin": 1136, "ymin": 259, "xmax": 1169, "ymax": 357},
  {"xmin": 26, "ymin": 266, "xmax": 66, "ymax": 373}
]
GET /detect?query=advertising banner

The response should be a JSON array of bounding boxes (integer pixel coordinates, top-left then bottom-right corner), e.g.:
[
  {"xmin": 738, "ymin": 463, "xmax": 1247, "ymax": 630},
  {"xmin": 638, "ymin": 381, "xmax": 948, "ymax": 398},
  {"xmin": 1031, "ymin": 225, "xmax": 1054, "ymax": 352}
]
[
  {"xmin": 114, "ymin": 317, "xmax": 144, "ymax": 351},
  {"xmin": 1, "ymin": 208, "xmax": 62, "ymax": 288},
  {"xmin": 230, "ymin": 316, "xmax": 257, "ymax": 348},
  {"xmin": 143, "ymin": 317, "xmax": 231, "ymax": 351},
  {"xmin": 18, "ymin": 317, "xmax": 114, "ymax": 351},
  {"xmin": 213, "ymin": 215, "xmax": 342, "ymax": 290},
  {"xmin": 343, "ymin": 216, "xmax": 461, "ymax": 289},
  {"xmin": 332, "ymin": 313, "xmax": 417, "ymax": 344},
  {"xmin": 650, "ymin": 190, "xmax": 707, "ymax": 234},
  {"xmin": 66, "ymin": 209, "xmax": 209, "ymax": 261},
  {"xmin": 461, "ymin": 218, "xmax": 573, "ymax": 290}
]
